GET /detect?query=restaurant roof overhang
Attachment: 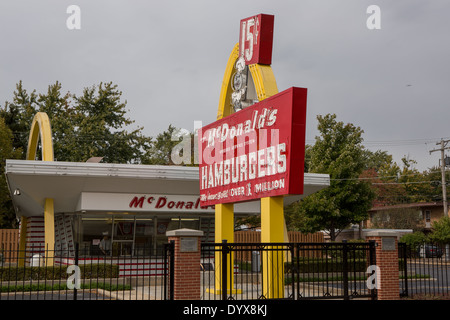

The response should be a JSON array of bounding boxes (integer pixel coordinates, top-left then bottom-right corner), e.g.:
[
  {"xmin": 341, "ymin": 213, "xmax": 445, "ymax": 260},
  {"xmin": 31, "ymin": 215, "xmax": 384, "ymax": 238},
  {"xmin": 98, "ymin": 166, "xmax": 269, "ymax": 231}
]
[{"xmin": 5, "ymin": 159, "xmax": 330, "ymax": 217}]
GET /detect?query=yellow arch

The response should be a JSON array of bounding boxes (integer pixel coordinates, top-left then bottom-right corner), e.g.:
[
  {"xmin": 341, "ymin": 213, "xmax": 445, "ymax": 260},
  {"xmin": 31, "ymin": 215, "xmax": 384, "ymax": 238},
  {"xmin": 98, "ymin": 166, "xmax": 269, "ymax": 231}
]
[
  {"xmin": 214, "ymin": 43, "xmax": 285, "ymax": 298},
  {"xmin": 215, "ymin": 42, "xmax": 281, "ymax": 243},
  {"xmin": 19, "ymin": 112, "xmax": 55, "ymax": 266},
  {"xmin": 216, "ymin": 43, "xmax": 279, "ymax": 120},
  {"xmin": 26, "ymin": 112, "xmax": 54, "ymax": 161},
  {"xmin": 248, "ymin": 64, "xmax": 279, "ymax": 101}
]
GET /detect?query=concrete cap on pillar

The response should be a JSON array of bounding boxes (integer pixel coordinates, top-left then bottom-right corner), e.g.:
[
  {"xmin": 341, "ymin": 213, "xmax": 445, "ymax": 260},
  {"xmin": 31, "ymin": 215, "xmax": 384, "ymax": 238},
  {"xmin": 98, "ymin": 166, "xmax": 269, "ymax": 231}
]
[
  {"xmin": 365, "ymin": 230, "xmax": 399, "ymax": 237},
  {"xmin": 166, "ymin": 228, "xmax": 204, "ymax": 237}
]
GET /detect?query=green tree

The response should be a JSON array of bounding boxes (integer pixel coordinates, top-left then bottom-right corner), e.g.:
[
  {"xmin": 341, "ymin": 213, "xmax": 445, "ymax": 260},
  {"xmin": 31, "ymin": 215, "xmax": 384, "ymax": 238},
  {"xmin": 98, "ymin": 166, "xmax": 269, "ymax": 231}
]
[
  {"xmin": 428, "ymin": 216, "xmax": 450, "ymax": 244},
  {"xmin": 37, "ymin": 81, "xmax": 76, "ymax": 161},
  {"xmin": 0, "ymin": 116, "xmax": 22, "ymax": 227},
  {"xmin": 142, "ymin": 125, "xmax": 200, "ymax": 166},
  {"xmin": 1, "ymin": 81, "xmax": 153, "ymax": 164},
  {"xmin": 146, "ymin": 125, "xmax": 182, "ymax": 165},
  {"xmin": 362, "ymin": 149, "xmax": 395, "ymax": 173},
  {"xmin": 359, "ymin": 168, "xmax": 408, "ymax": 206},
  {"xmin": 360, "ymin": 150, "xmax": 408, "ymax": 206},
  {"xmin": 0, "ymin": 81, "xmax": 38, "ymax": 158},
  {"xmin": 400, "ymin": 232, "xmax": 428, "ymax": 253},
  {"xmin": 71, "ymin": 82, "xmax": 153, "ymax": 163},
  {"xmin": 396, "ymin": 157, "xmax": 429, "ymax": 203},
  {"xmin": 419, "ymin": 167, "xmax": 450, "ymax": 203},
  {"xmin": 0, "ymin": 81, "xmax": 157, "ymax": 226},
  {"xmin": 361, "ymin": 152, "xmax": 444, "ymax": 206},
  {"xmin": 286, "ymin": 114, "xmax": 375, "ymax": 240}
]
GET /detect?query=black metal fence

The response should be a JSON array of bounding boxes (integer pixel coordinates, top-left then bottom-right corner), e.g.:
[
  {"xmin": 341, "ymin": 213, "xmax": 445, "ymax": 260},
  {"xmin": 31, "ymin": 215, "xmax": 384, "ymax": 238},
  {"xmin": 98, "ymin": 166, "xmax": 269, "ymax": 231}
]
[
  {"xmin": 399, "ymin": 242, "xmax": 450, "ymax": 298},
  {"xmin": 201, "ymin": 241, "xmax": 377, "ymax": 300},
  {"xmin": 0, "ymin": 243, "xmax": 174, "ymax": 300},
  {"xmin": 5, "ymin": 240, "xmax": 447, "ymax": 300}
]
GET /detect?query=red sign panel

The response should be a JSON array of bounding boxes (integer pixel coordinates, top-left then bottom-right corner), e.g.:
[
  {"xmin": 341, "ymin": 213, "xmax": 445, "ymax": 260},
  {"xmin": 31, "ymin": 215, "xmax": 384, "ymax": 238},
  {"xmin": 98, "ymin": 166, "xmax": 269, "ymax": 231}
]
[
  {"xmin": 199, "ymin": 87, "xmax": 307, "ymax": 206},
  {"xmin": 239, "ymin": 14, "xmax": 274, "ymax": 65}
]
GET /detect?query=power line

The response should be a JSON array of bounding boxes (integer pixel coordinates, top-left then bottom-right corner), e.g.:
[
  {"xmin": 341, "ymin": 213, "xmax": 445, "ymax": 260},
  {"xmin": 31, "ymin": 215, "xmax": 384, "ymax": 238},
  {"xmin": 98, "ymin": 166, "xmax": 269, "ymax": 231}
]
[
  {"xmin": 371, "ymin": 181, "xmax": 440, "ymax": 185},
  {"xmin": 306, "ymin": 137, "xmax": 450, "ymax": 147},
  {"xmin": 429, "ymin": 139, "xmax": 450, "ymax": 217},
  {"xmin": 330, "ymin": 170, "xmax": 442, "ymax": 182}
]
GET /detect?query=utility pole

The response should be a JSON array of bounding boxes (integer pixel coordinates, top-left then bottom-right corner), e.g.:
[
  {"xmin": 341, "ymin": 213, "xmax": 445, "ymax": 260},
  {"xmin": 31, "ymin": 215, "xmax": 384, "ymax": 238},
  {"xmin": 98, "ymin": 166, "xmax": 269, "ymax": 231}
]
[{"xmin": 429, "ymin": 139, "xmax": 450, "ymax": 217}]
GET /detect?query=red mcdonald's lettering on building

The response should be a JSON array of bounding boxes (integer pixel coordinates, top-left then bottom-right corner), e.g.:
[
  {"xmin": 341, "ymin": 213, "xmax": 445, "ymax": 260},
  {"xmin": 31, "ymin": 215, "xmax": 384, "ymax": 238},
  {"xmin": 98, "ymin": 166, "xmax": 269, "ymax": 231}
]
[
  {"xmin": 129, "ymin": 196, "xmax": 145, "ymax": 208},
  {"xmin": 128, "ymin": 195, "xmax": 214, "ymax": 210},
  {"xmin": 155, "ymin": 197, "xmax": 166, "ymax": 209}
]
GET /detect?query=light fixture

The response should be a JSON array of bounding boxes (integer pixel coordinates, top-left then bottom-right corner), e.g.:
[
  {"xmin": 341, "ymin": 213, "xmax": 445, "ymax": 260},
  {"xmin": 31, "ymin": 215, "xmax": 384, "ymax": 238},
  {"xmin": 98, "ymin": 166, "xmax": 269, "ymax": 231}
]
[{"xmin": 231, "ymin": 56, "xmax": 248, "ymax": 112}]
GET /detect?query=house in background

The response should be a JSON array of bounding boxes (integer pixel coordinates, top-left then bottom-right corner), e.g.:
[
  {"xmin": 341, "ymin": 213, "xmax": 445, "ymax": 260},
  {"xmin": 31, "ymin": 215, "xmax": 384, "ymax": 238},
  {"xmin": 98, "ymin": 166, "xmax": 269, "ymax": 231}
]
[
  {"xmin": 332, "ymin": 202, "xmax": 448, "ymax": 242},
  {"xmin": 366, "ymin": 202, "xmax": 449, "ymax": 231}
]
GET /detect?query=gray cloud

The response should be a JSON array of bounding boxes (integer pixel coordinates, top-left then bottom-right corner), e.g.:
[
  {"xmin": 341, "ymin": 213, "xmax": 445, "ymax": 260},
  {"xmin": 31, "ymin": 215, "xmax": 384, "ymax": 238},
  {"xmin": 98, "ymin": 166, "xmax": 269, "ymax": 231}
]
[{"xmin": 1, "ymin": 0, "xmax": 449, "ymax": 171}]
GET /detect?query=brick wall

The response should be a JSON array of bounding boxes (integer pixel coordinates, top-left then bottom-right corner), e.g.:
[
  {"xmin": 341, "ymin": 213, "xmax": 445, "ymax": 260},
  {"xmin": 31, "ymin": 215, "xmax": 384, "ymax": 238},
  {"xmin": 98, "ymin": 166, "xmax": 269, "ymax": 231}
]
[
  {"xmin": 366, "ymin": 231, "xmax": 400, "ymax": 300},
  {"xmin": 167, "ymin": 229, "xmax": 203, "ymax": 300}
]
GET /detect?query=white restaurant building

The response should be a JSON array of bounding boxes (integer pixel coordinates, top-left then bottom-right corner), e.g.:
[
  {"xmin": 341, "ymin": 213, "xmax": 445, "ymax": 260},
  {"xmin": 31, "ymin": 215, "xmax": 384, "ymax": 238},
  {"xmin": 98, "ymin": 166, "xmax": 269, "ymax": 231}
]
[{"xmin": 5, "ymin": 159, "xmax": 329, "ymax": 259}]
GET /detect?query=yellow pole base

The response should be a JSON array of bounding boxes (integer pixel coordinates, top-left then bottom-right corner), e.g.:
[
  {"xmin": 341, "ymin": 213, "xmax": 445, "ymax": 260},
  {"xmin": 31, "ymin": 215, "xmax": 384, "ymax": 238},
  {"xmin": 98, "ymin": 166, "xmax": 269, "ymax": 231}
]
[
  {"xmin": 214, "ymin": 203, "xmax": 235, "ymax": 293},
  {"xmin": 261, "ymin": 196, "xmax": 285, "ymax": 299}
]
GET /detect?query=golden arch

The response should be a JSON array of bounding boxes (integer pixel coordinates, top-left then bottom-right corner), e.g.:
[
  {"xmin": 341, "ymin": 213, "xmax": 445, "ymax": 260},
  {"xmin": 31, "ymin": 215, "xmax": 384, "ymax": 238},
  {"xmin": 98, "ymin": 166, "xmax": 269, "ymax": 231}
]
[
  {"xmin": 19, "ymin": 112, "xmax": 55, "ymax": 266},
  {"xmin": 26, "ymin": 112, "xmax": 54, "ymax": 161},
  {"xmin": 216, "ymin": 43, "xmax": 279, "ymax": 120},
  {"xmin": 214, "ymin": 43, "xmax": 286, "ymax": 298}
]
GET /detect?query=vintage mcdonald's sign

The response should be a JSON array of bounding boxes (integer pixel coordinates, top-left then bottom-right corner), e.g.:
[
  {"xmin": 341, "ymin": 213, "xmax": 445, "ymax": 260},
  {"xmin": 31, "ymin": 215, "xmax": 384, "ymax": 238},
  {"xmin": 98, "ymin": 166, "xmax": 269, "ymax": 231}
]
[
  {"xmin": 199, "ymin": 87, "xmax": 307, "ymax": 206},
  {"xmin": 239, "ymin": 14, "xmax": 274, "ymax": 66}
]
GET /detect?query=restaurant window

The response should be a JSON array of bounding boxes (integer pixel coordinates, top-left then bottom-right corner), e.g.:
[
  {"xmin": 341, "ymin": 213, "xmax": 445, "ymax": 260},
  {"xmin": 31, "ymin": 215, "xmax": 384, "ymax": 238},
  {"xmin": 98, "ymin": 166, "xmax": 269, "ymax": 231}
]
[
  {"xmin": 77, "ymin": 217, "xmax": 113, "ymax": 256},
  {"xmin": 75, "ymin": 215, "xmax": 201, "ymax": 257},
  {"xmin": 134, "ymin": 218, "xmax": 154, "ymax": 256},
  {"xmin": 180, "ymin": 218, "xmax": 199, "ymax": 230},
  {"xmin": 112, "ymin": 217, "xmax": 135, "ymax": 256}
]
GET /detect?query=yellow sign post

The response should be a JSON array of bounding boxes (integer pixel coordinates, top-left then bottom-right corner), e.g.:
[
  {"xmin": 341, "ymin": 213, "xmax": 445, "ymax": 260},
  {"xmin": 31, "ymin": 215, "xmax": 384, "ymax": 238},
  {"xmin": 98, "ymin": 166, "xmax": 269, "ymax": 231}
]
[
  {"xmin": 18, "ymin": 112, "xmax": 55, "ymax": 266},
  {"xmin": 214, "ymin": 38, "xmax": 287, "ymax": 297}
]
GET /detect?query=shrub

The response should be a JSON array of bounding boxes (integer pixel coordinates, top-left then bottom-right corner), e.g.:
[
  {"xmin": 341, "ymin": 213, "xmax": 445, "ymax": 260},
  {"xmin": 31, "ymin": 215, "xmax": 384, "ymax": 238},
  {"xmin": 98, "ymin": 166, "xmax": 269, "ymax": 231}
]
[
  {"xmin": 0, "ymin": 264, "xmax": 120, "ymax": 281},
  {"xmin": 400, "ymin": 232, "xmax": 428, "ymax": 247},
  {"xmin": 322, "ymin": 240, "xmax": 368, "ymax": 260},
  {"xmin": 284, "ymin": 258, "xmax": 367, "ymax": 273},
  {"xmin": 428, "ymin": 217, "xmax": 450, "ymax": 244}
]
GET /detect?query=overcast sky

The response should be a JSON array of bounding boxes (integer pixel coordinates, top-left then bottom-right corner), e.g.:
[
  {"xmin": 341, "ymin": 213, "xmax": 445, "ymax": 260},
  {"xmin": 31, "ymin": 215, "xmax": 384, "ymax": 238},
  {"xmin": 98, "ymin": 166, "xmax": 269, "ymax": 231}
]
[{"xmin": 1, "ymin": 0, "xmax": 449, "ymax": 171}]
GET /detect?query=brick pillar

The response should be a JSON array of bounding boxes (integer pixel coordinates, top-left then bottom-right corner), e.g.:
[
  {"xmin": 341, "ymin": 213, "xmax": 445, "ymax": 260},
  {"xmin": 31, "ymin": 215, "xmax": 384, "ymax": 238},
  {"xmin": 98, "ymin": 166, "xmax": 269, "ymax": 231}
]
[
  {"xmin": 366, "ymin": 230, "xmax": 400, "ymax": 300},
  {"xmin": 166, "ymin": 228, "xmax": 204, "ymax": 300}
]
